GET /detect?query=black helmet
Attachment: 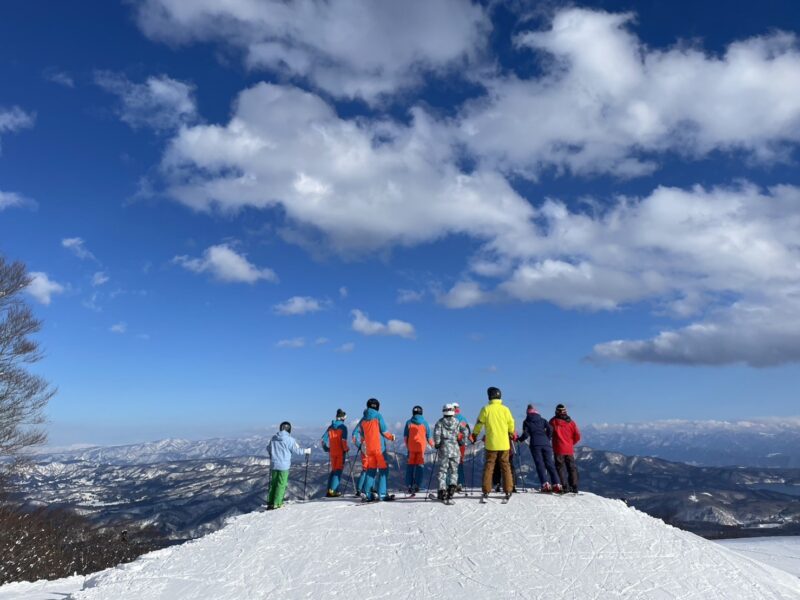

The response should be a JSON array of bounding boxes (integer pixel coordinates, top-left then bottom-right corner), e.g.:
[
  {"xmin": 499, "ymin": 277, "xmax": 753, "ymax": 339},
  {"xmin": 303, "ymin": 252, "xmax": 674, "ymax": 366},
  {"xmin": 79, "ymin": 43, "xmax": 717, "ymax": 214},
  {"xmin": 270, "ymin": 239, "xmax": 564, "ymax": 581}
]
[
  {"xmin": 555, "ymin": 404, "xmax": 567, "ymax": 415},
  {"xmin": 279, "ymin": 421, "xmax": 292, "ymax": 433},
  {"xmin": 412, "ymin": 405, "xmax": 423, "ymax": 415},
  {"xmin": 487, "ymin": 386, "xmax": 502, "ymax": 400},
  {"xmin": 367, "ymin": 398, "xmax": 380, "ymax": 411},
  {"xmin": 336, "ymin": 408, "xmax": 346, "ymax": 420}
]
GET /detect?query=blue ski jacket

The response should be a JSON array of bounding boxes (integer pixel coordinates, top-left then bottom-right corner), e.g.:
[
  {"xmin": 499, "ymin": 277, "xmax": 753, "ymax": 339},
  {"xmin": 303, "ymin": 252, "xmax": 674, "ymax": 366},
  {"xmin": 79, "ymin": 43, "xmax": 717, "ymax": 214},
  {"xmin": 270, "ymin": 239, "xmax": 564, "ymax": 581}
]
[
  {"xmin": 519, "ymin": 412, "xmax": 552, "ymax": 448},
  {"xmin": 268, "ymin": 430, "xmax": 304, "ymax": 471}
]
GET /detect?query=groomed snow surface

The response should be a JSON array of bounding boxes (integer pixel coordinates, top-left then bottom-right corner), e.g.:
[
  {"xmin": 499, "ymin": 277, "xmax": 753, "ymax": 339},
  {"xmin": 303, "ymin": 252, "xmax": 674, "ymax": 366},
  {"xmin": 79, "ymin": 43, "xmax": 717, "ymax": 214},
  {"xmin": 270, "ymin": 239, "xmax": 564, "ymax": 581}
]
[{"xmin": 3, "ymin": 493, "xmax": 800, "ymax": 599}]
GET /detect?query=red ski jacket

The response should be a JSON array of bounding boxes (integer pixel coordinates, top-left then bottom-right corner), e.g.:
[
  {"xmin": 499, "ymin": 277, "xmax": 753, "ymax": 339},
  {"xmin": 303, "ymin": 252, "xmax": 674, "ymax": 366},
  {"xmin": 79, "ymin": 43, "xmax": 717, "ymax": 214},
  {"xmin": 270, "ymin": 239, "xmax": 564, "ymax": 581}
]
[{"xmin": 549, "ymin": 415, "xmax": 581, "ymax": 455}]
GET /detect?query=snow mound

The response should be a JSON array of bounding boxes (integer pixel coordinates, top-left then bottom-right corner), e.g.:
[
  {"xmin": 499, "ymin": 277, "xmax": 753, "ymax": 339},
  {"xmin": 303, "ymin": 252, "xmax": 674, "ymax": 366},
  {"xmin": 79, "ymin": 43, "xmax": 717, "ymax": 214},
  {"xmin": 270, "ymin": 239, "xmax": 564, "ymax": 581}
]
[{"xmin": 68, "ymin": 493, "xmax": 799, "ymax": 599}]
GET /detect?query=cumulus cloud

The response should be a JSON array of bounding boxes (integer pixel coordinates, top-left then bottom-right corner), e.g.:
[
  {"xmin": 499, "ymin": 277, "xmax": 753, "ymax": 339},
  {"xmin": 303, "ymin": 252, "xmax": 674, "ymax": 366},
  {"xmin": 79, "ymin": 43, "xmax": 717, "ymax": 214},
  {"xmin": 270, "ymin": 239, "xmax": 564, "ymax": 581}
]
[
  {"xmin": 351, "ymin": 309, "xmax": 415, "ymax": 339},
  {"xmin": 162, "ymin": 83, "xmax": 535, "ymax": 253},
  {"xmin": 276, "ymin": 337, "xmax": 305, "ymax": 348},
  {"xmin": 95, "ymin": 71, "xmax": 197, "ymax": 132},
  {"xmin": 460, "ymin": 8, "xmax": 800, "ymax": 176},
  {"xmin": 135, "ymin": 0, "xmax": 489, "ymax": 102},
  {"xmin": 336, "ymin": 342, "xmax": 355, "ymax": 353},
  {"xmin": 273, "ymin": 296, "xmax": 324, "ymax": 315},
  {"xmin": 26, "ymin": 272, "xmax": 65, "ymax": 305},
  {"xmin": 173, "ymin": 243, "xmax": 277, "ymax": 284},
  {"xmin": 0, "ymin": 190, "xmax": 36, "ymax": 211},
  {"xmin": 438, "ymin": 281, "xmax": 488, "ymax": 309},
  {"xmin": 62, "ymin": 237, "xmax": 97, "ymax": 261},
  {"xmin": 110, "ymin": 322, "xmax": 127, "ymax": 334},
  {"xmin": 592, "ymin": 299, "xmax": 800, "ymax": 367}
]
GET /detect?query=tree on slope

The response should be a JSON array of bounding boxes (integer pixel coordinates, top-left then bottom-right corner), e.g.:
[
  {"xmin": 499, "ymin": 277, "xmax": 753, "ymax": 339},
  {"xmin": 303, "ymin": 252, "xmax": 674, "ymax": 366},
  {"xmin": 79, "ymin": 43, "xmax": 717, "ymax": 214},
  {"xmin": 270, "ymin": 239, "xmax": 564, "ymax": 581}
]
[{"xmin": 0, "ymin": 255, "xmax": 53, "ymax": 490}]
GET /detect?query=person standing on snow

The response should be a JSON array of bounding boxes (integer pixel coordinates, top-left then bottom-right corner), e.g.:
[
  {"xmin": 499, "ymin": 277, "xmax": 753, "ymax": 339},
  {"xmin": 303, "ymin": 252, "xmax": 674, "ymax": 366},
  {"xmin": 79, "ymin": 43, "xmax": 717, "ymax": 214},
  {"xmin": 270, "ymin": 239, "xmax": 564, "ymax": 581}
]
[
  {"xmin": 322, "ymin": 409, "xmax": 349, "ymax": 497},
  {"xmin": 470, "ymin": 387, "xmax": 515, "ymax": 501},
  {"xmin": 357, "ymin": 398, "xmax": 397, "ymax": 502},
  {"xmin": 433, "ymin": 403, "xmax": 464, "ymax": 503},
  {"xmin": 519, "ymin": 404, "xmax": 560, "ymax": 492},
  {"xmin": 404, "ymin": 405, "xmax": 434, "ymax": 495},
  {"xmin": 453, "ymin": 403, "xmax": 471, "ymax": 492},
  {"xmin": 550, "ymin": 404, "xmax": 581, "ymax": 493},
  {"xmin": 266, "ymin": 421, "xmax": 311, "ymax": 510}
]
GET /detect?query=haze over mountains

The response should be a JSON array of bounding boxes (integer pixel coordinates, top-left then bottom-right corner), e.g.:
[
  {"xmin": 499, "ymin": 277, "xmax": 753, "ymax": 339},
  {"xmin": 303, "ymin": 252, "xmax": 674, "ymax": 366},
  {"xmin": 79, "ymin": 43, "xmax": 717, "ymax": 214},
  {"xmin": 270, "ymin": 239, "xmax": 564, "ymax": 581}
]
[{"xmin": 12, "ymin": 419, "xmax": 800, "ymax": 541}]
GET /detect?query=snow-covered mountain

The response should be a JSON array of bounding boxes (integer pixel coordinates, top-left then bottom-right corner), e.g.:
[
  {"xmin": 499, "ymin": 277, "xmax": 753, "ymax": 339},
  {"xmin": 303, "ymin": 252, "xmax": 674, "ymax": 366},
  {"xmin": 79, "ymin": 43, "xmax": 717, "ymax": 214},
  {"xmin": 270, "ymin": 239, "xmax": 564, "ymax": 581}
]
[
  {"xmin": 583, "ymin": 418, "xmax": 800, "ymax": 467},
  {"xmin": 4, "ymin": 493, "xmax": 800, "ymax": 599},
  {"xmin": 11, "ymin": 446, "xmax": 800, "ymax": 541}
]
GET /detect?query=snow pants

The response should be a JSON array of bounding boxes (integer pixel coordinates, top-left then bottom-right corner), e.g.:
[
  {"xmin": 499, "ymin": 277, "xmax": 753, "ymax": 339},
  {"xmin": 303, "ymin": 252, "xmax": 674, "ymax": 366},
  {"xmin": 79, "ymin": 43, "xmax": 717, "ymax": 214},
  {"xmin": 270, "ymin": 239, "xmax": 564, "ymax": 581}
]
[
  {"xmin": 555, "ymin": 454, "xmax": 579, "ymax": 491},
  {"xmin": 530, "ymin": 445, "xmax": 559, "ymax": 488},
  {"xmin": 492, "ymin": 453, "xmax": 516, "ymax": 490},
  {"xmin": 363, "ymin": 452, "xmax": 389, "ymax": 500},
  {"xmin": 406, "ymin": 464, "xmax": 424, "ymax": 488},
  {"xmin": 457, "ymin": 444, "xmax": 466, "ymax": 486},
  {"xmin": 327, "ymin": 468, "xmax": 343, "ymax": 492},
  {"xmin": 267, "ymin": 469, "xmax": 289, "ymax": 508},
  {"xmin": 483, "ymin": 450, "xmax": 513, "ymax": 494},
  {"xmin": 438, "ymin": 454, "xmax": 459, "ymax": 490}
]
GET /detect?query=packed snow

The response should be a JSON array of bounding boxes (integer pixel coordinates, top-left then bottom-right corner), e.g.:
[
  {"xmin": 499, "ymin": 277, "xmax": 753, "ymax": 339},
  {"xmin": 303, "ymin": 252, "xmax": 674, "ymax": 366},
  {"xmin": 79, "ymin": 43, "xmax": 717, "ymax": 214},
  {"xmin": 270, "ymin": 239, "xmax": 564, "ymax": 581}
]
[
  {"xmin": 4, "ymin": 492, "xmax": 799, "ymax": 599},
  {"xmin": 717, "ymin": 536, "xmax": 800, "ymax": 578}
]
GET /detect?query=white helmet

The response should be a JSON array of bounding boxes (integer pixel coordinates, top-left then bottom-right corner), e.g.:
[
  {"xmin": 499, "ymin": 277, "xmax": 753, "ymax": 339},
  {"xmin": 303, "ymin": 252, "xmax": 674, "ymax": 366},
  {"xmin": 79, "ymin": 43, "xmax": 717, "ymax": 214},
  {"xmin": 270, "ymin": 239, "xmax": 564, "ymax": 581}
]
[{"xmin": 442, "ymin": 403, "xmax": 455, "ymax": 416}]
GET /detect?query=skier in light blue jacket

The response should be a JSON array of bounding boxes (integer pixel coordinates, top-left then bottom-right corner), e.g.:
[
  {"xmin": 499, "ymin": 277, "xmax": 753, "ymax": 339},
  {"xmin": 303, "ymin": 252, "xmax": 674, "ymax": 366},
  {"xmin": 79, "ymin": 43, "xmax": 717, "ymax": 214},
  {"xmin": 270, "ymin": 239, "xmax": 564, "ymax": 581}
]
[{"xmin": 266, "ymin": 422, "xmax": 310, "ymax": 510}]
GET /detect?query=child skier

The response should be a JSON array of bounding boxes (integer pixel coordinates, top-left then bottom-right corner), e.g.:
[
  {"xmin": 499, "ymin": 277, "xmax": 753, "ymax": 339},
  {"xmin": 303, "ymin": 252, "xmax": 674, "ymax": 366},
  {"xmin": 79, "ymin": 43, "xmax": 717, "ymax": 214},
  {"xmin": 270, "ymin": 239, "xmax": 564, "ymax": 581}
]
[
  {"xmin": 404, "ymin": 405, "xmax": 434, "ymax": 495},
  {"xmin": 357, "ymin": 398, "xmax": 396, "ymax": 502},
  {"xmin": 322, "ymin": 409, "xmax": 349, "ymax": 497},
  {"xmin": 519, "ymin": 404, "xmax": 560, "ymax": 492},
  {"xmin": 433, "ymin": 403, "xmax": 464, "ymax": 504},
  {"xmin": 550, "ymin": 404, "xmax": 581, "ymax": 493},
  {"xmin": 266, "ymin": 421, "xmax": 311, "ymax": 510},
  {"xmin": 453, "ymin": 403, "xmax": 471, "ymax": 492}
]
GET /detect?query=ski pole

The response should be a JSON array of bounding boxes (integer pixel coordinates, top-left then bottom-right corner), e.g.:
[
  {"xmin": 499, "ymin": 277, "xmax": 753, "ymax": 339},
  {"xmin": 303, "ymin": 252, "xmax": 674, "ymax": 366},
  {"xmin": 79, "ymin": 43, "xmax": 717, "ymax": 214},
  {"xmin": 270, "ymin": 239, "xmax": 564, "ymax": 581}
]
[
  {"xmin": 341, "ymin": 444, "xmax": 361, "ymax": 496},
  {"xmin": 512, "ymin": 442, "xmax": 525, "ymax": 493},
  {"xmin": 391, "ymin": 438, "xmax": 402, "ymax": 472},
  {"xmin": 424, "ymin": 452, "xmax": 440, "ymax": 501},
  {"xmin": 517, "ymin": 442, "xmax": 527, "ymax": 492},
  {"xmin": 470, "ymin": 442, "xmax": 476, "ymax": 494},
  {"xmin": 303, "ymin": 452, "xmax": 310, "ymax": 501}
]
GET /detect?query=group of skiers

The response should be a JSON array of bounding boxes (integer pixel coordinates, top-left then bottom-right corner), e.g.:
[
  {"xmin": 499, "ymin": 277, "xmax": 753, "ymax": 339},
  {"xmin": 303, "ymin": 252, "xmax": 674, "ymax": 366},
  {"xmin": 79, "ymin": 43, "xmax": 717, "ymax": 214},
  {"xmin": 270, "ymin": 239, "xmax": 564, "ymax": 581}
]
[{"xmin": 266, "ymin": 387, "xmax": 581, "ymax": 508}]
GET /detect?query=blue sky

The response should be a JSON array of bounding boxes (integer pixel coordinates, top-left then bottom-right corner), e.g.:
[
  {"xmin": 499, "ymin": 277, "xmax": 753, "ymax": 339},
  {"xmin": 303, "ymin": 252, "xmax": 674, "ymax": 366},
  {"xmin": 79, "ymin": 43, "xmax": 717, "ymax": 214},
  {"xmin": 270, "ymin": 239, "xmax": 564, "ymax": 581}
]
[{"xmin": 2, "ymin": 0, "xmax": 800, "ymax": 445}]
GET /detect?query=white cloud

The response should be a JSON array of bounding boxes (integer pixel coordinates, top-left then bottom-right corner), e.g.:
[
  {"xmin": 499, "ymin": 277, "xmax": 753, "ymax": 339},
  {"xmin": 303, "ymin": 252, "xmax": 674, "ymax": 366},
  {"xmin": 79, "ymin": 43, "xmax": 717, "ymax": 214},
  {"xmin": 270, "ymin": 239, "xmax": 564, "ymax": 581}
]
[
  {"xmin": 110, "ymin": 322, "xmax": 127, "ymax": 334},
  {"xmin": 397, "ymin": 289, "xmax": 424, "ymax": 304},
  {"xmin": 273, "ymin": 296, "xmax": 324, "ymax": 316},
  {"xmin": 276, "ymin": 337, "xmax": 305, "ymax": 348},
  {"xmin": 0, "ymin": 190, "xmax": 36, "ymax": 211},
  {"xmin": 314, "ymin": 337, "xmax": 329, "ymax": 346},
  {"xmin": 62, "ymin": 237, "xmax": 97, "ymax": 261},
  {"xmin": 351, "ymin": 309, "xmax": 415, "ymax": 339},
  {"xmin": 135, "ymin": 0, "xmax": 489, "ymax": 102},
  {"xmin": 95, "ymin": 71, "xmax": 197, "ymax": 132},
  {"xmin": 44, "ymin": 69, "xmax": 75, "ymax": 88},
  {"xmin": 592, "ymin": 298, "xmax": 800, "ymax": 368},
  {"xmin": 173, "ymin": 243, "xmax": 277, "ymax": 284},
  {"xmin": 438, "ymin": 281, "xmax": 488, "ymax": 309},
  {"xmin": 162, "ymin": 83, "xmax": 535, "ymax": 254},
  {"xmin": 460, "ymin": 8, "xmax": 800, "ymax": 177},
  {"xmin": 26, "ymin": 272, "xmax": 65, "ymax": 305},
  {"xmin": 339, "ymin": 286, "xmax": 348, "ymax": 299},
  {"xmin": 336, "ymin": 342, "xmax": 355, "ymax": 353},
  {"xmin": 92, "ymin": 271, "xmax": 109, "ymax": 287},
  {"xmin": 0, "ymin": 106, "xmax": 35, "ymax": 151}
]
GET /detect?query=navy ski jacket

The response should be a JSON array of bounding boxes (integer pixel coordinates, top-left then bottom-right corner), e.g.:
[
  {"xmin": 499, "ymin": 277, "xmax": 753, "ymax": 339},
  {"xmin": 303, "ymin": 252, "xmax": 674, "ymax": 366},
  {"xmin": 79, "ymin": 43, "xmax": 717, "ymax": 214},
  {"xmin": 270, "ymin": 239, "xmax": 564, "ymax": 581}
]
[{"xmin": 519, "ymin": 412, "xmax": 552, "ymax": 448}]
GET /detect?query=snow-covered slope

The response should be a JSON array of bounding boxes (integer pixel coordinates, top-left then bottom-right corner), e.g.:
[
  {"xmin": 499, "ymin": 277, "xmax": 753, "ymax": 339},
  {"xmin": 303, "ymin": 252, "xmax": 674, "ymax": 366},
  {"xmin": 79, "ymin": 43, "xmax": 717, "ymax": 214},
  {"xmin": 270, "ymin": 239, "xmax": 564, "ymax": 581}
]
[
  {"xmin": 717, "ymin": 536, "xmax": 800, "ymax": 578},
  {"xmin": 38, "ymin": 493, "xmax": 800, "ymax": 599}
]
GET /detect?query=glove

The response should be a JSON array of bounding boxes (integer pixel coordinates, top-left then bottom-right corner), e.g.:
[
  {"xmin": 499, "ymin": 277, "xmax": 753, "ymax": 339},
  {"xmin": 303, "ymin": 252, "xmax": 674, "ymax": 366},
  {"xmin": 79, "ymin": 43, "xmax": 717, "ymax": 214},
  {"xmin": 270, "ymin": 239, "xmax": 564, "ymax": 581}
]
[
  {"xmin": 512, "ymin": 433, "xmax": 519, "ymax": 442},
  {"xmin": 304, "ymin": 448, "xmax": 312, "ymax": 455},
  {"xmin": 387, "ymin": 433, "xmax": 396, "ymax": 441},
  {"xmin": 469, "ymin": 434, "xmax": 477, "ymax": 444}
]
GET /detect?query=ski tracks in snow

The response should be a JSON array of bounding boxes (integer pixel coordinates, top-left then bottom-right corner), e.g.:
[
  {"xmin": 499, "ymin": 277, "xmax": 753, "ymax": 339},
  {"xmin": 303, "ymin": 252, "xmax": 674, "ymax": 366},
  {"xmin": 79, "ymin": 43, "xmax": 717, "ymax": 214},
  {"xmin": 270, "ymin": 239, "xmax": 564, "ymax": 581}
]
[{"xmin": 65, "ymin": 493, "xmax": 800, "ymax": 599}]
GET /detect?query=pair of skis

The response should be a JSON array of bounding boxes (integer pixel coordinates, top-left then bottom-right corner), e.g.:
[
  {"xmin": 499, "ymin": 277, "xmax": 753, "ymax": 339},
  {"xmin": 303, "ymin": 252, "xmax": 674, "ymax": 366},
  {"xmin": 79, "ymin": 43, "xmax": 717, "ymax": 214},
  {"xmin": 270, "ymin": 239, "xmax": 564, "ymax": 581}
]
[{"xmin": 480, "ymin": 493, "xmax": 512, "ymax": 504}]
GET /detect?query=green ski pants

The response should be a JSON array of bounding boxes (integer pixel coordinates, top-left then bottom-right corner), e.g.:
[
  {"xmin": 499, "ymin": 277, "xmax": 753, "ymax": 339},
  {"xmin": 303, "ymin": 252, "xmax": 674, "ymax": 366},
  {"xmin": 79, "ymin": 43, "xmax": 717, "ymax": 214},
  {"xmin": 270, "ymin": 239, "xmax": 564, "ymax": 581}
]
[{"xmin": 268, "ymin": 469, "xmax": 289, "ymax": 507}]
